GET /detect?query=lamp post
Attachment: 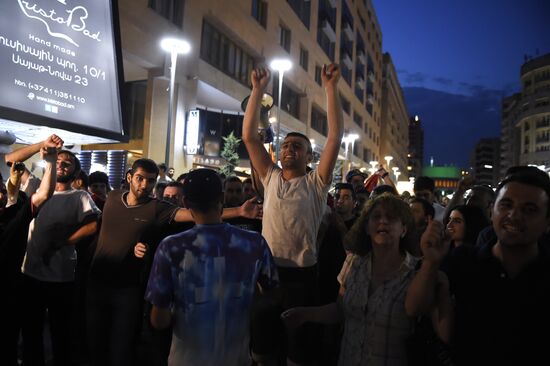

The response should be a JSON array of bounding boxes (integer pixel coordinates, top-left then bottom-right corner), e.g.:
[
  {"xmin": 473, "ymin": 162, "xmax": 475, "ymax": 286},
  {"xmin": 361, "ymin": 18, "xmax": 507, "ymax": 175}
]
[
  {"xmin": 369, "ymin": 160, "xmax": 378, "ymax": 175},
  {"xmin": 392, "ymin": 166, "xmax": 399, "ymax": 180},
  {"xmin": 343, "ymin": 132, "xmax": 359, "ymax": 180},
  {"xmin": 160, "ymin": 37, "xmax": 191, "ymax": 166},
  {"xmin": 384, "ymin": 155, "xmax": 393, "ymax": 171},
  {"xmin": 269, "ymin": 58, "xmax": 292, "ymax": 164}
]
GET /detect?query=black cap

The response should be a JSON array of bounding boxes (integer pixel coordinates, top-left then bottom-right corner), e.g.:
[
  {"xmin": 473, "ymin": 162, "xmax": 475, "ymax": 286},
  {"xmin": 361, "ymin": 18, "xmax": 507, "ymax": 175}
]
[{"xmin": 183, "ymin": 169, "xmax": 223, "ymax": 203}]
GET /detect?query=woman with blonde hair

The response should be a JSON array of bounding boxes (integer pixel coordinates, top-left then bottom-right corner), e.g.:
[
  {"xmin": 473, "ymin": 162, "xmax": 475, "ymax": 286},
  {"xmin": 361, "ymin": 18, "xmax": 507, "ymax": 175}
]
[{"xmin": 282, "ymin": 193, "xmax": 452, "ymax": 365}]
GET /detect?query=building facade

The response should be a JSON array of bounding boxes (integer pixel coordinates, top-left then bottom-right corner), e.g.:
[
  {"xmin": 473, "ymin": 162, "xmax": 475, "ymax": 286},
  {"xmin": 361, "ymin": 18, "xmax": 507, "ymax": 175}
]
[
  {"xmin": 408, "ymin": 115, "xmax": 424, "ymax": 178},
  {"xmin": 501, "ymin": 52, "xmax": 550, "ymax": 176},
  {"xmin": 471, "ymin": 138, "xmax": 500, "ymax": 187},
  {"xmin": 380, "ymin": 52, "xmax": 409, "ymax": 180},
  {"xmin": 82, "ymin": 0, "xmax": 387, "ymax": 178}
]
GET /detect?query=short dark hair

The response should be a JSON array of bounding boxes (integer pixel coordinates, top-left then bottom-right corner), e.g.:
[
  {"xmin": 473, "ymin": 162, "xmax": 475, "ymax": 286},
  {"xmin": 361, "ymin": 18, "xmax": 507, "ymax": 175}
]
[
  {"xmin": 496, "ymin": 167, "xmax": 550, "ymax": 216},
  {"xmin": 157, "ymin": 163, "xmax": 167, "ymax": 172},
  {"xmin": 370, "ymin": 184, "xmax": 398, "ymax": 199},
  {"xmin": 89, "ymin": 171, "xmax": 110, "ymax": 191},
  {"xmin": 132, "ymin": 158, "xmax": 159, "ymax": 177},
  {"xmin": 58, "ymin": 150, "xmax": 81, "ymax": 181},
  {"xmin": 183, "ymin": 169, "xmax": 224, "ymax": 214},
  {"xmin": 410, "ymin": 197, "xmax": 435, "ymax": 219},
  {"xmin": 285, "ymin": 132, "xmax": 312, "ymax": 154},
  {"xmin": 224, "ymin": 176, "xmax": 242, "ymax": 188},
  {"xmin": 335, "ymin": 182, "xmax": 357, "ymax": 201},
  {"xmin": 243, "ymin": 178, "xmax": 252, "ymax": 185},
  {"xmin": 414, "ymin": 176, "xmax": 435, "ymax": 192},
  {"xmin": 165, "ymin": 181, "xmax": 184, "ymax": 191}
]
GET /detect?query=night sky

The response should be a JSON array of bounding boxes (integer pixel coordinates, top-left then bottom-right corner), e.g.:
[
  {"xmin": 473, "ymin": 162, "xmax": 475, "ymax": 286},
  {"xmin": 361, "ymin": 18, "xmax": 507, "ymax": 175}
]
[{"xmin": 372, "ymin": 0, "xmax": 550, "ymax": 167}]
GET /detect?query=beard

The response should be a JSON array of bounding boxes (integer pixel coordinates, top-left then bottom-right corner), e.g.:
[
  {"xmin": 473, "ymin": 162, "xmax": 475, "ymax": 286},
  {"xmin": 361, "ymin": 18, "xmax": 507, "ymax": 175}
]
[{"xmin": 57, "ymin": 174, "xmax": 74, "ymax": 183}]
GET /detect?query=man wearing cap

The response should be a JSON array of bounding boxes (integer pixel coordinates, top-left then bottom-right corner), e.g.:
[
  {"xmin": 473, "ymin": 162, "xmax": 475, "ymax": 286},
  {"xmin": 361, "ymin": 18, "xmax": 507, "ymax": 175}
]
[
  {"xmin": 243, "ymin": 64, "xmax": 343, "ymax": 365},
  {"xmin": 86, "ymin": 159, "xmax": 262, "ymax": 366},
  {"xmin": 145, "ymin": 168, "xmax": 278, "ymax": 366}
]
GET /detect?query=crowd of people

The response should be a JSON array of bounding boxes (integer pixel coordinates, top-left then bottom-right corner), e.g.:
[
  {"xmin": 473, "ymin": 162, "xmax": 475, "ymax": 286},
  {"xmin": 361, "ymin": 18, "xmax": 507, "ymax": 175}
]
[{"xmin": 1, "ymin": 64, "xmax": 549, "ymax": 366}]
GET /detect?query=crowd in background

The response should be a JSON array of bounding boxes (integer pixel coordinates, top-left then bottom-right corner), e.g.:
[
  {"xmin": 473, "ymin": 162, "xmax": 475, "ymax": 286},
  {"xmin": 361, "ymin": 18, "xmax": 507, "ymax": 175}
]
[{"xmin": 1, "ymin": 64, "xmax": 549, "ymax": 366}]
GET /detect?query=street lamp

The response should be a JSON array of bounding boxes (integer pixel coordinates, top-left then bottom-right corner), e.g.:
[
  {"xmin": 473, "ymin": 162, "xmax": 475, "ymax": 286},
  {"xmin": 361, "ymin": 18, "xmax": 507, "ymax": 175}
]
[
  {"xmin": 369, "ymin": 160, "xmax": 378, "ymax": 175},
  {"xmin": 270, "ymin": 58, "xmax": 292, "ymax": 163},
  {"xmin": 160, "ymin": 37, "xmax": 191, "ymax": 166},
  {"xmin": 392, "ymin": 167, "xmax": 399, "ymax": 180},
  {"xmin": 342, "ymin": 132, "xmax": 359, "ymax": 179},
  {"xmin": 384, "ymin": 155, "xmax": 393, "ymax": 170}
]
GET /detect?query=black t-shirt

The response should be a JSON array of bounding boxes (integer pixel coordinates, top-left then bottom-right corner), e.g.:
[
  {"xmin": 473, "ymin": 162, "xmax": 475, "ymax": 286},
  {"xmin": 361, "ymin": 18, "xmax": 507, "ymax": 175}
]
[
  {"xmin": 90, "ymin": 190, "xmax": 178, "ymax": 287},
  {"xmin": 446, "ymin": 241, "xmax": 550, "ymax": 365},
  {"xmin": 1, "ymin": 197, "xmax": 33, "ymax": 289}
]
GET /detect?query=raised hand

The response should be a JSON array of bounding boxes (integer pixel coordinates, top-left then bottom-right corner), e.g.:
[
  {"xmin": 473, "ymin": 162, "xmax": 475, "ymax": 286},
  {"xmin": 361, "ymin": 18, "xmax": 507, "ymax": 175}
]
[
  {"xmin": 134, "ymin": 242, "xmax": 148, "ymax": 259},
  {"xmin": 240, "ymin": 197, "xmax": 263, "ymax": 219},
  {"xmin": 251, "ymin": 67, "xmax": 270, "ymax": 91},
  {"xmin": 420, "ymin": 218, "xmax": 448, "ymax": 265},
  {"xmin": 44, "ymin": 134, "xmax": 64, "ymax": 150},
  {"xmin": 322, "ymin": 63, "xmax": 341, "ymax": 88}
]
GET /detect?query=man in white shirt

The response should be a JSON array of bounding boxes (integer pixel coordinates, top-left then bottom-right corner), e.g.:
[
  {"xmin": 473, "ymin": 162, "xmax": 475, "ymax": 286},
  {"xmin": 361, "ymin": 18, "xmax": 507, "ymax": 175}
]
[{"xmin": 242, "ymin": 64, "xmax": 343, "ymax": 366}]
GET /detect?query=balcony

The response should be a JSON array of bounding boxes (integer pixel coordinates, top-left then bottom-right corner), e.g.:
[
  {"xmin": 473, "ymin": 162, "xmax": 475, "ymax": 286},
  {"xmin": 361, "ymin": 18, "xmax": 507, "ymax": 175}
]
[
  {"xmin": 342, "ymin": 22, "xmax": 354, "ymax": 40},
  {"xmin": 367, "ymin": 93, "xmax": 374, "ymax": 104},
  {"xmin": 357, "ymin": 50, "xmax": 366, "ymax": 65},
  {"xmin": 341, "ymin": 52, "xmax": 353, "ymax": 68},
  {"xmin": 368, "ymin": 70, "xmax": 375, "ymax": 82},
  {"xmin": 356, "ymin": 76, "xmax": 365, "ymax": 89},
  {"xmin": 321, "ymin": 19, "xmax": 336, "ymax": 42}
]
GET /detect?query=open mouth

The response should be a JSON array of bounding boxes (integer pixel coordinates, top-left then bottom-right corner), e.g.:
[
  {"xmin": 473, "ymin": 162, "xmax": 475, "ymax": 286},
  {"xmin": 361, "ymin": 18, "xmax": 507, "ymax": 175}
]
[{"xmin": 502, "ymin": 223, "xmax": 522, "ymax": 233}]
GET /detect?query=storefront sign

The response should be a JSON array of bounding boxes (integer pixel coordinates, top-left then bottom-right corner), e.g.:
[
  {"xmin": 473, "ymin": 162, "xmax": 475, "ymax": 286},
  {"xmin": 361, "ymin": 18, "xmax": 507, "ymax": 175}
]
[
  {"xmin": 185, "ymin": 109, "xmax": 200, "ymax": 154},
  {"xmin": 0, "ymin": 0, "xmax": 124, "ymax": 141}
]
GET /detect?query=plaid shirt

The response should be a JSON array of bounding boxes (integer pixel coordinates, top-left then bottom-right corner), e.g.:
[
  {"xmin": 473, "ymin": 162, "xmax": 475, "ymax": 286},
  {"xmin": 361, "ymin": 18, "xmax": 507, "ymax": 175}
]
[{"xmin": 337, "ymin": 252, "xmax": 419, "ymax": 366}]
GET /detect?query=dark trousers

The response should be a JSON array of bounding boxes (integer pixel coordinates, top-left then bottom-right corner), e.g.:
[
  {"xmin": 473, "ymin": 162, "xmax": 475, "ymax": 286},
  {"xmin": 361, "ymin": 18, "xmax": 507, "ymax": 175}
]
[
  {"xmin": 0, "ymin": 276, "xmax": 23, "ymax": 366},
  {"xmin": 21, "ymin": 275, "xmax": 75, "ymax": 366},
  {"xmin": 86, "ymin": 280, "xmax": 143, "ymax": 366},
  {"xmin": 278, "ymin": 265, "xmax": 319, "ymax": 365}
]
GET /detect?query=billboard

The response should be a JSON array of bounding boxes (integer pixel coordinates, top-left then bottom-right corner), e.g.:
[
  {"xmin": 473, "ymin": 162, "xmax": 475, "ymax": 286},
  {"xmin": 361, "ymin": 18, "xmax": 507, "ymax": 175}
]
[{"xmin": 0, "ymin": 0, "xmax": 125, "ymax": 142}]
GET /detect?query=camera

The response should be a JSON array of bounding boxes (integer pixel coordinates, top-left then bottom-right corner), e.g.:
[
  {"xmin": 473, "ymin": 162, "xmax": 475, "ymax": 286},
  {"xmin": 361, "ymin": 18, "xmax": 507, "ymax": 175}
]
[{"xmin": 14, "ymin": 162, "xmax": 25, "ymax": 172}]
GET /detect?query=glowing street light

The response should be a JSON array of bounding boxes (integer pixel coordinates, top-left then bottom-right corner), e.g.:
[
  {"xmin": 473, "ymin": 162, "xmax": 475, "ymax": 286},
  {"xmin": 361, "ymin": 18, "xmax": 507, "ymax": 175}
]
[
  {"xmin": 384, "ymin": 155, "xmax": 393, "ymax": 170},
  {"xmin": 270, "ymin": 58, "xmax": 292, "ymax": 163},
  {"xmin": 160, "ymin": 37, "xmax": 191, "ymax": 166}
]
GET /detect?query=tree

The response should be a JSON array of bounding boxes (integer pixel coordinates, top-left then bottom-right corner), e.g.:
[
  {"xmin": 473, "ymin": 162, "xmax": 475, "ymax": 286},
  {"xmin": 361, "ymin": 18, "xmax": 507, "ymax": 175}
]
[{"xmin": 220, "ymin": 131, "xmax": 241, "ymax": 176}]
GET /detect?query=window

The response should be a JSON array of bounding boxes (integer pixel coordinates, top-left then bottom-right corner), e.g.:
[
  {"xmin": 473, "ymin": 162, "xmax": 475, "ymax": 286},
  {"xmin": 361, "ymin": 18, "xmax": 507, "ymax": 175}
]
[
  {"xmin": 287, "ymin": 0, "xmax": 311, "ymax": 28},
  {"xmin": 353, "ymin": 111, "xmax": 363, "ymax": 127},
  {"xmin": 341, "ymin": 94, "xmax": 350, "ymax": 115},
  {"xmin": 200, "ymin": 21, "xmax": 256, "ymax": 86},
  {"xmin": 122, "ymin": 81, "xmax": 147, "ymax": 139},
  {"xmin": 279, "ymin": 24, "xmax": 291, "ymax": 53},
  {"xmin": 273, "ymin": 76, "xmax": 301, "ymax": 119},
  {"xmin": 315, "ymin": 65, "xmax": 322, "ymax": 86},
  {"xmin": 148, "ymin": 0, "xmax": 184, "ymax": 27},
  {"xmin": 311, "ymin": 105, "xmax": 328, "ymax": 136},
  {"xmin": 299, "ymin": 46, "xmax": 309, "ymax": 71},
  {"xmin": 251, "ymin": 0, "xmax": 268, "ymax": 28}
]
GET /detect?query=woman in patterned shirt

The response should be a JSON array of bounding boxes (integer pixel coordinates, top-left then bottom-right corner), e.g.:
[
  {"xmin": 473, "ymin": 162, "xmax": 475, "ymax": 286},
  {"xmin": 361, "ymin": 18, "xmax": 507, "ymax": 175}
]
[{"xmin": 282, "ymin": 194, "xmax": 452, "ymax": 365}]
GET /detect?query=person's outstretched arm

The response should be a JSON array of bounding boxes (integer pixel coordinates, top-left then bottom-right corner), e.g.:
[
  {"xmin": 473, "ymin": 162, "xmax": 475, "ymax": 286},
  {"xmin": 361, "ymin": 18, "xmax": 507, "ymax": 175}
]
[
  {"xmin": 31, "ymin": 145, "xmax": 59, "ymax": 208},
  {"xmin": 242, "ymin": 67, "xmax": 275, "ymax": 180},
  {"xmin": 317, "ymin": 64, "xmax": 344, "ymax": 185},
  {"xmin": 4, "ymin": 134, "xmax": 63, "ymax": 164}
]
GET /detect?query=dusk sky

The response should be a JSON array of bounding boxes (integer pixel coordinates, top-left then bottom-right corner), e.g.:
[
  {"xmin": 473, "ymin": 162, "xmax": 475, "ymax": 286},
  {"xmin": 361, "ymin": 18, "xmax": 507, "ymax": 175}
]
[{"xmin": 372, "ymin": 0, "xmax": 550, "ymax": 167}]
